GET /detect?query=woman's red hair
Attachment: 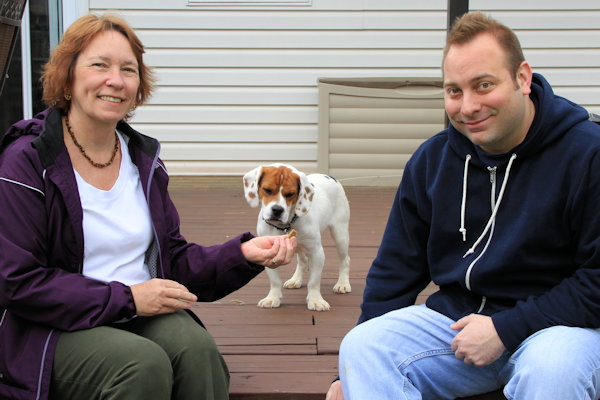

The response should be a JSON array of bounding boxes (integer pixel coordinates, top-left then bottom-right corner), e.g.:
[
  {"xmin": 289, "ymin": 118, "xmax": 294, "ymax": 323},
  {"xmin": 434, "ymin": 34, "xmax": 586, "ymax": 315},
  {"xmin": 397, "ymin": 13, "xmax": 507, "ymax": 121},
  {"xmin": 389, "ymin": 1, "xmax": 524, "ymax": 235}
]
[{"xmin": 41, "ymin": 13, "xmax": 156, "ymax": 120}]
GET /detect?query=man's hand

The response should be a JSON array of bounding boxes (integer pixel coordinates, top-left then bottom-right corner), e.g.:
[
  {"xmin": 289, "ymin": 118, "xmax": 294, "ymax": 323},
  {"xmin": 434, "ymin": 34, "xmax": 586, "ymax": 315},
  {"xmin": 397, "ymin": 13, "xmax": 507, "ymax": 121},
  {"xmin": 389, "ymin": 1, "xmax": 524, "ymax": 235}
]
[
  {"xmin": 326, "ymin": 380, "xmax": 344, "ymax": 400},
  {"xmin": 450, "ymin": 314, "xmax": 506, "ymax": 367},
  {"xmin": 130, "ymin": 279, "xmax": 198, "ymax": 317}
]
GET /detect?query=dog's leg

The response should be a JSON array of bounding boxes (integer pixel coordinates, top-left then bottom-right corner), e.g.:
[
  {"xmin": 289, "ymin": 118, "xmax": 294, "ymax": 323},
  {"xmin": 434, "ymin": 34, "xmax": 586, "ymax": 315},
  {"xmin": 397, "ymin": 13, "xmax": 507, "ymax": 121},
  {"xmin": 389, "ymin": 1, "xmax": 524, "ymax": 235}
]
[
  {"xmin": 284, "ymin": 251, "xmax": 307, "ymax": 289},
  {"xmin": 257, "ymin": 267, "xmax": 284, "ymax": 308},
  {"xmin": 305, "ymin": 246, "xmax": 330, "ymax": 311},
  {"xmin": 330, "ymin": 223, "xmax": 351, "ymax": 294}
]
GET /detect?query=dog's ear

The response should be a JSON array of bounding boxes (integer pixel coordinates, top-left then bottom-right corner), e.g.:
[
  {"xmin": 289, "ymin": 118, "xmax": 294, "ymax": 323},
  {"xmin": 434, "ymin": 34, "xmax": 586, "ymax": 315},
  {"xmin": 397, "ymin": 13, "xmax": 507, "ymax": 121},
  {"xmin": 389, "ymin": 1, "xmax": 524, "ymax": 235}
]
[
  {"xmin": 243, "ymin": 166, "xmax": 263, "ymax": 208},
  {"xmin": 294, "ymin": 171, "xmax": 314, "ymax": 217}
]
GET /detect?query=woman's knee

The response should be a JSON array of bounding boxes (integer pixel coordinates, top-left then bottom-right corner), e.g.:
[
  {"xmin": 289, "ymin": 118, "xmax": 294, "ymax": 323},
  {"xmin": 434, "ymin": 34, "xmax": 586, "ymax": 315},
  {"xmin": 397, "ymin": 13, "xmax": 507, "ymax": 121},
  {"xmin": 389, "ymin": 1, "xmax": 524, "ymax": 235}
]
[
  {"xmin": 109, "ymin": 336, "xmax": 175, "ymax": 396},
  {"xmin": 100, "ymin": 331, "xmax": 174, "ymax": 384},
  {"xmin": 156, "ymin": 312, "xmax": 223, "ymax": 362},
  {"xmin": 52, "ymin": 327, "xmax": 173, "ymax": 399},
  {"xmin": 133, "ymin": 339, "xmax": 173, "ymax": 375}
]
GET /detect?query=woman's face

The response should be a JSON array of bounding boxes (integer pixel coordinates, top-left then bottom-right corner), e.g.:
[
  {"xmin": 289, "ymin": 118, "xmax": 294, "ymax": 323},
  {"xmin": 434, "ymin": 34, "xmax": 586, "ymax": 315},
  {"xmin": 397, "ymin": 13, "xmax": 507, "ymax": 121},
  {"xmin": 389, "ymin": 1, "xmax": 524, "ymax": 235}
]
[{"xmin": 69, "ymin": 30, "xmax": 140, "ymax": 129}]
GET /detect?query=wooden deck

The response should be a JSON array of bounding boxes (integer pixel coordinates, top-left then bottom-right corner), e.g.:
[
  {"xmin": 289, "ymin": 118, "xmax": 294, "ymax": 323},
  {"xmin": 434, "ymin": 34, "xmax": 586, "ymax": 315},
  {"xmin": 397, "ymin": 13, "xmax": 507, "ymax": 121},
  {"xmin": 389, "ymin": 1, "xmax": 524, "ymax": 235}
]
[{"xmin": 168, "ymin": 176, "xmax": 505, "ymax": 400}]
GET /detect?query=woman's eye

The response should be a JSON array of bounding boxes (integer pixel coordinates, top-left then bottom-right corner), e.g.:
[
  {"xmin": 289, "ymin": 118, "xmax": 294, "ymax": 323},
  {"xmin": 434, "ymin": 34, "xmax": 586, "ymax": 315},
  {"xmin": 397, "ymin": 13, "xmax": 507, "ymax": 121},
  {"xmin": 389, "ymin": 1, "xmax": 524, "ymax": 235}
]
[{"xmin": 480, "ymin": 82, "xmax": 490, "ymax": 89}]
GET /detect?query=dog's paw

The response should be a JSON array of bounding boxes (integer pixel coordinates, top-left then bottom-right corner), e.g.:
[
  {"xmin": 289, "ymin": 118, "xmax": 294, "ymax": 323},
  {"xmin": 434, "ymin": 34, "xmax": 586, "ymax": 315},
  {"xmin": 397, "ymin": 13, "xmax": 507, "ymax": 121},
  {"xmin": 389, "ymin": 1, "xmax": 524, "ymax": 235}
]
[
  {"xmin": 283, "ymin": 277, "xmax": 302, "ymax": 289},
  {"xmin": 307, "ymin": 298, "xmax": 331, "ymax": 311},
  {"xmin": 257, "ymin": 297, "xmax": 282, "ymax": 308},
  {"xmin": 333, "ymin": 282, "xmax": 351, "ymax": 294}
]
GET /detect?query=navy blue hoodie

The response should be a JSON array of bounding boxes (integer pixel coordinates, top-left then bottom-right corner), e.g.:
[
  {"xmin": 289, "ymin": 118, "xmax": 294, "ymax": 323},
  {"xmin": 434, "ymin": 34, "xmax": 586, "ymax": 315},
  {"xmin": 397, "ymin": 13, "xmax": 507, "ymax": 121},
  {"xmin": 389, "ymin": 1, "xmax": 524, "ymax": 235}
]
[{"xmin": 360, "ymin": 74, "xmax": 600, "ymax": 351}]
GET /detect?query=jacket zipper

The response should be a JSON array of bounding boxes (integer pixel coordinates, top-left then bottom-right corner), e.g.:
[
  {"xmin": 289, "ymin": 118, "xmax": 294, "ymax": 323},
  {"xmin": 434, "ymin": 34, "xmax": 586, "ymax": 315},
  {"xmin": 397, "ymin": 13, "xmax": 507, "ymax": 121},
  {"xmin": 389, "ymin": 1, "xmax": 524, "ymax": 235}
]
[
  {"xmin": 147, "ymin": 144, "xmax": 165, "ymax": 279},
  {"xmin": 36, "ymin": 329, "xmax": 54, "ymax": 400},
  {"xmin": 464, "ymin": 167, "xmax": 497, "ymax": 312}
]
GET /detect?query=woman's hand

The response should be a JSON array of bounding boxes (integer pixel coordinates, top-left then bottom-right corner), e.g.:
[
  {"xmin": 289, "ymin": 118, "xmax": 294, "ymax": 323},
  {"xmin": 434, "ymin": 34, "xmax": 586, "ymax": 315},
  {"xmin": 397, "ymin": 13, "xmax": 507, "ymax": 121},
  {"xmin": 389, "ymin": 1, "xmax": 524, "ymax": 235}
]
[
  {"xmin": 326, "ymin": 380, "xmax": 344, "ymax": 400},
  {"xmin": 130, "ymin": 279, "xmax": 198, "ymax": 317},
  {"xmin": 241, "ymin": 235, "xmax": 297, "ymax": 268}
]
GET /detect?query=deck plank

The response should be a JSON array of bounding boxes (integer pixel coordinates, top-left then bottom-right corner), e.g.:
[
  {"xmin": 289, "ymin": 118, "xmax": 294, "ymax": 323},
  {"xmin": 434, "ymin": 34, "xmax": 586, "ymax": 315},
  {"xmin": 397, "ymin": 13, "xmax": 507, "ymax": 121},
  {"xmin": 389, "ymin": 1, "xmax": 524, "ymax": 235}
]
[
  {"xmin": 229, "ymin": 373, "xmax": 338, "ymax": 400},
  {"xmin": 219, "ymin": 345, "xmax": 318, "ymax": 355},
  {"xmin": 169, "ymin": 176, "xmax": 503, "ymax": 400}
]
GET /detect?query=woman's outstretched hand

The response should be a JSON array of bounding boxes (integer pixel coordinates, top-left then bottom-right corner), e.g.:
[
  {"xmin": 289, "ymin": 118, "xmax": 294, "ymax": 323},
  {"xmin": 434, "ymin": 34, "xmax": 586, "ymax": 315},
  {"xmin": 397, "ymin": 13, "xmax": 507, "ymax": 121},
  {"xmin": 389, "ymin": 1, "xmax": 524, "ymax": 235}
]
[{"xmin": 241, "ymin": 234, "xmax": 297, "ymax": 268}]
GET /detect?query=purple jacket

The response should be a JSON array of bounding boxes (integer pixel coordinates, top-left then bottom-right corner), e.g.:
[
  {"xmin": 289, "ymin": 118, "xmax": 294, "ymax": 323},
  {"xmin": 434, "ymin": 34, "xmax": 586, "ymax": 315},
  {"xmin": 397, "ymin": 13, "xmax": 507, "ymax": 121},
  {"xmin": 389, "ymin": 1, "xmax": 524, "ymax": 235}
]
[{"xmin": 0, "ymin": 108, "xmax": 263, "ymax": 400}]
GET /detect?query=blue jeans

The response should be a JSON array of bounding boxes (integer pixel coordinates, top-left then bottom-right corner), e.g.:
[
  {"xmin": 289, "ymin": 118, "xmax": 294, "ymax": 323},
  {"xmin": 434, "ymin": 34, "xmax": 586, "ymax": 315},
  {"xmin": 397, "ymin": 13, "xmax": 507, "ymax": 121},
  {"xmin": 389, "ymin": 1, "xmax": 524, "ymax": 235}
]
[{"xmin": 339, "ymin": 305, "xmax": 600, "ymax": 400}]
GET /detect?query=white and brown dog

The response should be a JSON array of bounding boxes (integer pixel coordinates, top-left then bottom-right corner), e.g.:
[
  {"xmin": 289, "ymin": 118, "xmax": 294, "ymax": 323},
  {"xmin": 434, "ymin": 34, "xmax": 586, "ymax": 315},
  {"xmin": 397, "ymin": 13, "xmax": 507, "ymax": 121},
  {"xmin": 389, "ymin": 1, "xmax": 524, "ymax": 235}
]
[{"xmin": 243, "ymin": 163, "xmax": 351, "ymax": 311}]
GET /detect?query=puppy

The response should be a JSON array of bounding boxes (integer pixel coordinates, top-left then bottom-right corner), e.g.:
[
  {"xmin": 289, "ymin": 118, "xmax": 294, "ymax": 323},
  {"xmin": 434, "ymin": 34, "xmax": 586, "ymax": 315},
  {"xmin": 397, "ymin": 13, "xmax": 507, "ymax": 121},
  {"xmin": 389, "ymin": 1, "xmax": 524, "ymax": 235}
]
[{"xmin": 243, "ymin": 163, "xmax": 351, "ymax": 311}]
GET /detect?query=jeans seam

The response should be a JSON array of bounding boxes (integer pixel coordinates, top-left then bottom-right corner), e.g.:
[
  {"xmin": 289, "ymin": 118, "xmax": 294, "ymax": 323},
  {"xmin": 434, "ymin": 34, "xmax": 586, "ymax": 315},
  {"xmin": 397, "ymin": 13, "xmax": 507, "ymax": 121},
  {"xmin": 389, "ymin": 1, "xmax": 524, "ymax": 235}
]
[
  {"xmin": 489, "ymin": 358, "xmax": 509, "ymax": 387},
  {"xmin": 583, "ymin": 365, "xmax": 600, "ymax": 400},
  {"xmin": 399, "ymin": 348, "xmax": 459, "ymax": 400},
  {"xmin": 397, "ymin": 348, "xmax": 455, "ymax": 371}
]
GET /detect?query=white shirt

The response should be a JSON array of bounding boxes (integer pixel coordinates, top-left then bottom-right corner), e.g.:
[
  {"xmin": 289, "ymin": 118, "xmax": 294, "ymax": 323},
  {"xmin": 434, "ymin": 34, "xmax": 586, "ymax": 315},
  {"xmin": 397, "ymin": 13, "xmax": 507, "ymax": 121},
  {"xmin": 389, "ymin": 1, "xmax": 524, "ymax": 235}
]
[{"xmin": 75, "ymin": 131, "xmax": 153, "ymax": 286}]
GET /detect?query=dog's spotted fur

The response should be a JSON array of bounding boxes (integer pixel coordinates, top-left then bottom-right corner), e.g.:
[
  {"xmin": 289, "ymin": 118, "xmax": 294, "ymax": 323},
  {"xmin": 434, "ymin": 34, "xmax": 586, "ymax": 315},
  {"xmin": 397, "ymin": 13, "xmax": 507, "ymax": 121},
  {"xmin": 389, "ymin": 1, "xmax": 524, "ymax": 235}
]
[{"xmin": 243, "ymin": 163, "xmax": 351, "ymax": 311}]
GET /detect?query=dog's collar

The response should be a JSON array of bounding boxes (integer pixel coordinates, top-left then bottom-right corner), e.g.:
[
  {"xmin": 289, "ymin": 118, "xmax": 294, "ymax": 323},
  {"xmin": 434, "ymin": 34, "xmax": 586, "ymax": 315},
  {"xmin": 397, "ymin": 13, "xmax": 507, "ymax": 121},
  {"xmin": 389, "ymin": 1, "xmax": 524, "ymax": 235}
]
[{"xmin": 263, "ymin": 214, "xmax": 298, "ymax": 233}]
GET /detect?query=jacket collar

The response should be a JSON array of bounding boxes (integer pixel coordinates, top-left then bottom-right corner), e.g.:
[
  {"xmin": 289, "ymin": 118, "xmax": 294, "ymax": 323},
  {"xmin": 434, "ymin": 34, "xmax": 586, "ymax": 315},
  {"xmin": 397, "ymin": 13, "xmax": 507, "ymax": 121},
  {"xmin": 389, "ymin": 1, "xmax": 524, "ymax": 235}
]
[{"xmin": 28, "ymin": 108, "xmax": 160, "ymax": 169}]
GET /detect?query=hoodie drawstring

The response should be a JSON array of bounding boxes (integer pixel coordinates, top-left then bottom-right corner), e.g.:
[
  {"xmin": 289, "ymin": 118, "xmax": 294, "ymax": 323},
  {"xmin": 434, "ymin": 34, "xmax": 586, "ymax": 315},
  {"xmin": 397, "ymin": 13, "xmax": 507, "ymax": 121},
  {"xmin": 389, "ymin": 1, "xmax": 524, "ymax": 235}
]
[
  {"xmin": 462, "ymin": 153, "xmax": 518, "ymax": 258},
  {"xmin": 459, "ymin": 154, "xmax": 472, "ymax": 241}
]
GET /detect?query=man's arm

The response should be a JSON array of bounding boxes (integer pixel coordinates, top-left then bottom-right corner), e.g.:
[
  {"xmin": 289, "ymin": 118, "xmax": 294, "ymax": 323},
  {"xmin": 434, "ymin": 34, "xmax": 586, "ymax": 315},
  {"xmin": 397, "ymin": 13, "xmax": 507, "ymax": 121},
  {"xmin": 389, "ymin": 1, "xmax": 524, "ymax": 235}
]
[
  {"xmin": 493, "ymin": 147, "xmax": 600, "ymax": 351},
  {"xmin": 359, "ymin": 166, "xmax": 432, "ymax": 323}
]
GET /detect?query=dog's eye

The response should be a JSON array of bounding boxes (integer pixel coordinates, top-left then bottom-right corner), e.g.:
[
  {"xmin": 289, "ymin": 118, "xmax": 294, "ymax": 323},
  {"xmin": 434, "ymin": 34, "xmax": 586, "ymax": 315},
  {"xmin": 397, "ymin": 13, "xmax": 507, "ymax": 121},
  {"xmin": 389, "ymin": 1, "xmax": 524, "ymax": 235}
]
[
  {"xmin": 263, "ymin": 188, "xmax": 273, "ymax": 195},
  {"xmin": 284, "ymin": 192, "xmax": 296, "ymax": 198}
]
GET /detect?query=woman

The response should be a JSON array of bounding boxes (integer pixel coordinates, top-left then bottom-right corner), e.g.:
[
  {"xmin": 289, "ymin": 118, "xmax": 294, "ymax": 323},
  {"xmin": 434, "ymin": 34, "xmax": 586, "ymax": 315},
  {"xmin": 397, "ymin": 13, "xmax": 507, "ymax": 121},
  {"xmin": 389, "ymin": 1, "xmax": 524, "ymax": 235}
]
[{"xmin": 0, "ymin": 13, "xmax": 296, "ymax": 400}]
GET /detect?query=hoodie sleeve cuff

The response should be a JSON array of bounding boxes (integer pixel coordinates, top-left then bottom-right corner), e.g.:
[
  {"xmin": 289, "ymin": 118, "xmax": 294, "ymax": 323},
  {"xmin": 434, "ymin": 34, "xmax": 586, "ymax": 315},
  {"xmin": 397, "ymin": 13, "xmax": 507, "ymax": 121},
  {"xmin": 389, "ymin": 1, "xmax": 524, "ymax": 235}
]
[{"xmin": 492, "ymin": 308, "xmax": 532, "ymax": 351}]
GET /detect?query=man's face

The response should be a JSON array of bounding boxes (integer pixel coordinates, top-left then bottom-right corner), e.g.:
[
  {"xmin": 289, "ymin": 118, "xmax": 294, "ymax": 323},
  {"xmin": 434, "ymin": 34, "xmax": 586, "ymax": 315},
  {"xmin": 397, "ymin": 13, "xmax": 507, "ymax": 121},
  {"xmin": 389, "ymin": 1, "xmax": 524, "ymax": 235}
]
[{"xmin": 443, "ymin": 33, "xmax": 533, "ymax": 155}]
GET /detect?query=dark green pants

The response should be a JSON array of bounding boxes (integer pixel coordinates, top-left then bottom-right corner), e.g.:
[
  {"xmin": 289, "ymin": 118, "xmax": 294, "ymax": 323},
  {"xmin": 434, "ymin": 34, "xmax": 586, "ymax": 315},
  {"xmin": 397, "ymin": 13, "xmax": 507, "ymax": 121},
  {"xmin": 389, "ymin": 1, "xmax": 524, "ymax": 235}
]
[{"xmin": 50, "ymin": 310, "xmax": 229, "ymax": 400}]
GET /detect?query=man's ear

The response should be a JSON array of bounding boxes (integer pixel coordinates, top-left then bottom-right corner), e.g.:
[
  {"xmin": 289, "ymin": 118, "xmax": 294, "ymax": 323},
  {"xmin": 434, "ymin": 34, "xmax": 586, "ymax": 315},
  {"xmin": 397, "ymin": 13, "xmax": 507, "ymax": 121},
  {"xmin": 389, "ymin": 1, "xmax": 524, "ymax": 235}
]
[{"xmin": 516, "ymin": 61, "xmax": 533, "ymax": 96}]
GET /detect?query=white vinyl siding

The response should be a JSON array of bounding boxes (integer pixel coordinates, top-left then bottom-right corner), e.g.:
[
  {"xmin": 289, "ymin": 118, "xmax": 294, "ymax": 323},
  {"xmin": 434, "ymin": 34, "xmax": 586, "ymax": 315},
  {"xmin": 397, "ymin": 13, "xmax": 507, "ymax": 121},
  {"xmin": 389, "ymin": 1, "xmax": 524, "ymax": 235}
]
[{"xmin": 88, "ymin": 0, "xmax": 600, "ymax": 178}]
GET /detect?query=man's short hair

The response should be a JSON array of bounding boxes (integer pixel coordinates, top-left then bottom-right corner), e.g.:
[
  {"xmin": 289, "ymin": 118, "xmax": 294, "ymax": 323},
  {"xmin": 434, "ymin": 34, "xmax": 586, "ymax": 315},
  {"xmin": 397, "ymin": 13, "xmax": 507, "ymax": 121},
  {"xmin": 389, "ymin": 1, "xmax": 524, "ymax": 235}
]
[{"xmin": 442, "ymin": 11, "xmax": 525, "ymax": 81}]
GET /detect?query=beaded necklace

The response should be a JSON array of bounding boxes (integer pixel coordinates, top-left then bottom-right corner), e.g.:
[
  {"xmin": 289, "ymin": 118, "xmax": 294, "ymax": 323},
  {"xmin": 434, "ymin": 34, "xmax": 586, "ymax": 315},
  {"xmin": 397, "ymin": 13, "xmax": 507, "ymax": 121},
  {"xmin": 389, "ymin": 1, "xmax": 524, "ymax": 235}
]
[{"xmin": 64, "ymin": 115, "xmax": 119, "ymax": 168}]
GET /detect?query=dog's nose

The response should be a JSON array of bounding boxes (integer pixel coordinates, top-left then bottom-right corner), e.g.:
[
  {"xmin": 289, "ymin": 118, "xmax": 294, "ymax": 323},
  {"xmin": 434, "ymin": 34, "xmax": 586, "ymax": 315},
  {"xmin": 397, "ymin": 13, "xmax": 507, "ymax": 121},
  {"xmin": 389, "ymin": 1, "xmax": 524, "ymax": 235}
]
[{"xmin": 271, "ymin": 205, "xmax": 284, "ymax": 217}]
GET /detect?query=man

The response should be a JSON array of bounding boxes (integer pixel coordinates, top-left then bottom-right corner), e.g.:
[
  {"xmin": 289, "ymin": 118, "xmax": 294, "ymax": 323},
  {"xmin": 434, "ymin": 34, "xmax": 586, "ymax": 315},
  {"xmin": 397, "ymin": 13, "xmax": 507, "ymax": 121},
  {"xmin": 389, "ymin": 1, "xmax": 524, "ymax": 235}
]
[{"xmin": 326, "ymin": 11, "xmax": 600, "ymax": 400}]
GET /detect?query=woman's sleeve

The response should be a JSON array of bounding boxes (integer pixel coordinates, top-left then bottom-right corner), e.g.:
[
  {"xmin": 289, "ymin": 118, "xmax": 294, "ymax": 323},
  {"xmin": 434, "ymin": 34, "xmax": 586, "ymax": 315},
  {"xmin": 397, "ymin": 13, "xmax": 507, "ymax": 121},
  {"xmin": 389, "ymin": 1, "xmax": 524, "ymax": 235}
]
[
  {"xmin": 157, "ymin": 173, "xmax": 264, "ymax": 302},
  {"xmin": 0, "ymin": 140, "xmax": 136, "ymax": 331}
]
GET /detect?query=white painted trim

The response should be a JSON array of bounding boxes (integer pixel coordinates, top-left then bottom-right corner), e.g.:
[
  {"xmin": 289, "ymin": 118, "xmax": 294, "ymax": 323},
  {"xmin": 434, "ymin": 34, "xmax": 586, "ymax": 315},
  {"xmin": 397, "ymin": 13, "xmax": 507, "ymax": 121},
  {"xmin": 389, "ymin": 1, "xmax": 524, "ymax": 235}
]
[
  {"xmin": 188, "ymin": 0, "xmax": 311, "ymax": 5},
  {"xmin": 20, "ymin": 0, "xmax": 32, "ymax": 120},
  {"xmin": 62, "ymin": 0, "xmax": 89, "ymax": 32},
  {"xmin": 77, "ymin": 0, "xmax": 90, "ymax": 16}
]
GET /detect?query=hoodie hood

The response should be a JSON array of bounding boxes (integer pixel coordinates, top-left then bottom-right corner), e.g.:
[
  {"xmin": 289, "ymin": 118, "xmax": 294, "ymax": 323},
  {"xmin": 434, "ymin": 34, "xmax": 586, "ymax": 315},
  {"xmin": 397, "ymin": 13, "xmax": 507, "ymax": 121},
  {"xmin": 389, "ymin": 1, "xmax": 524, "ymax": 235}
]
[
  {"xmin": 448, "ymin": 73, "xmax": 590, "ymax": 168},
  {"xmin": 450, "ymin": 73, "xmax": 591, "ymax": 297}
]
